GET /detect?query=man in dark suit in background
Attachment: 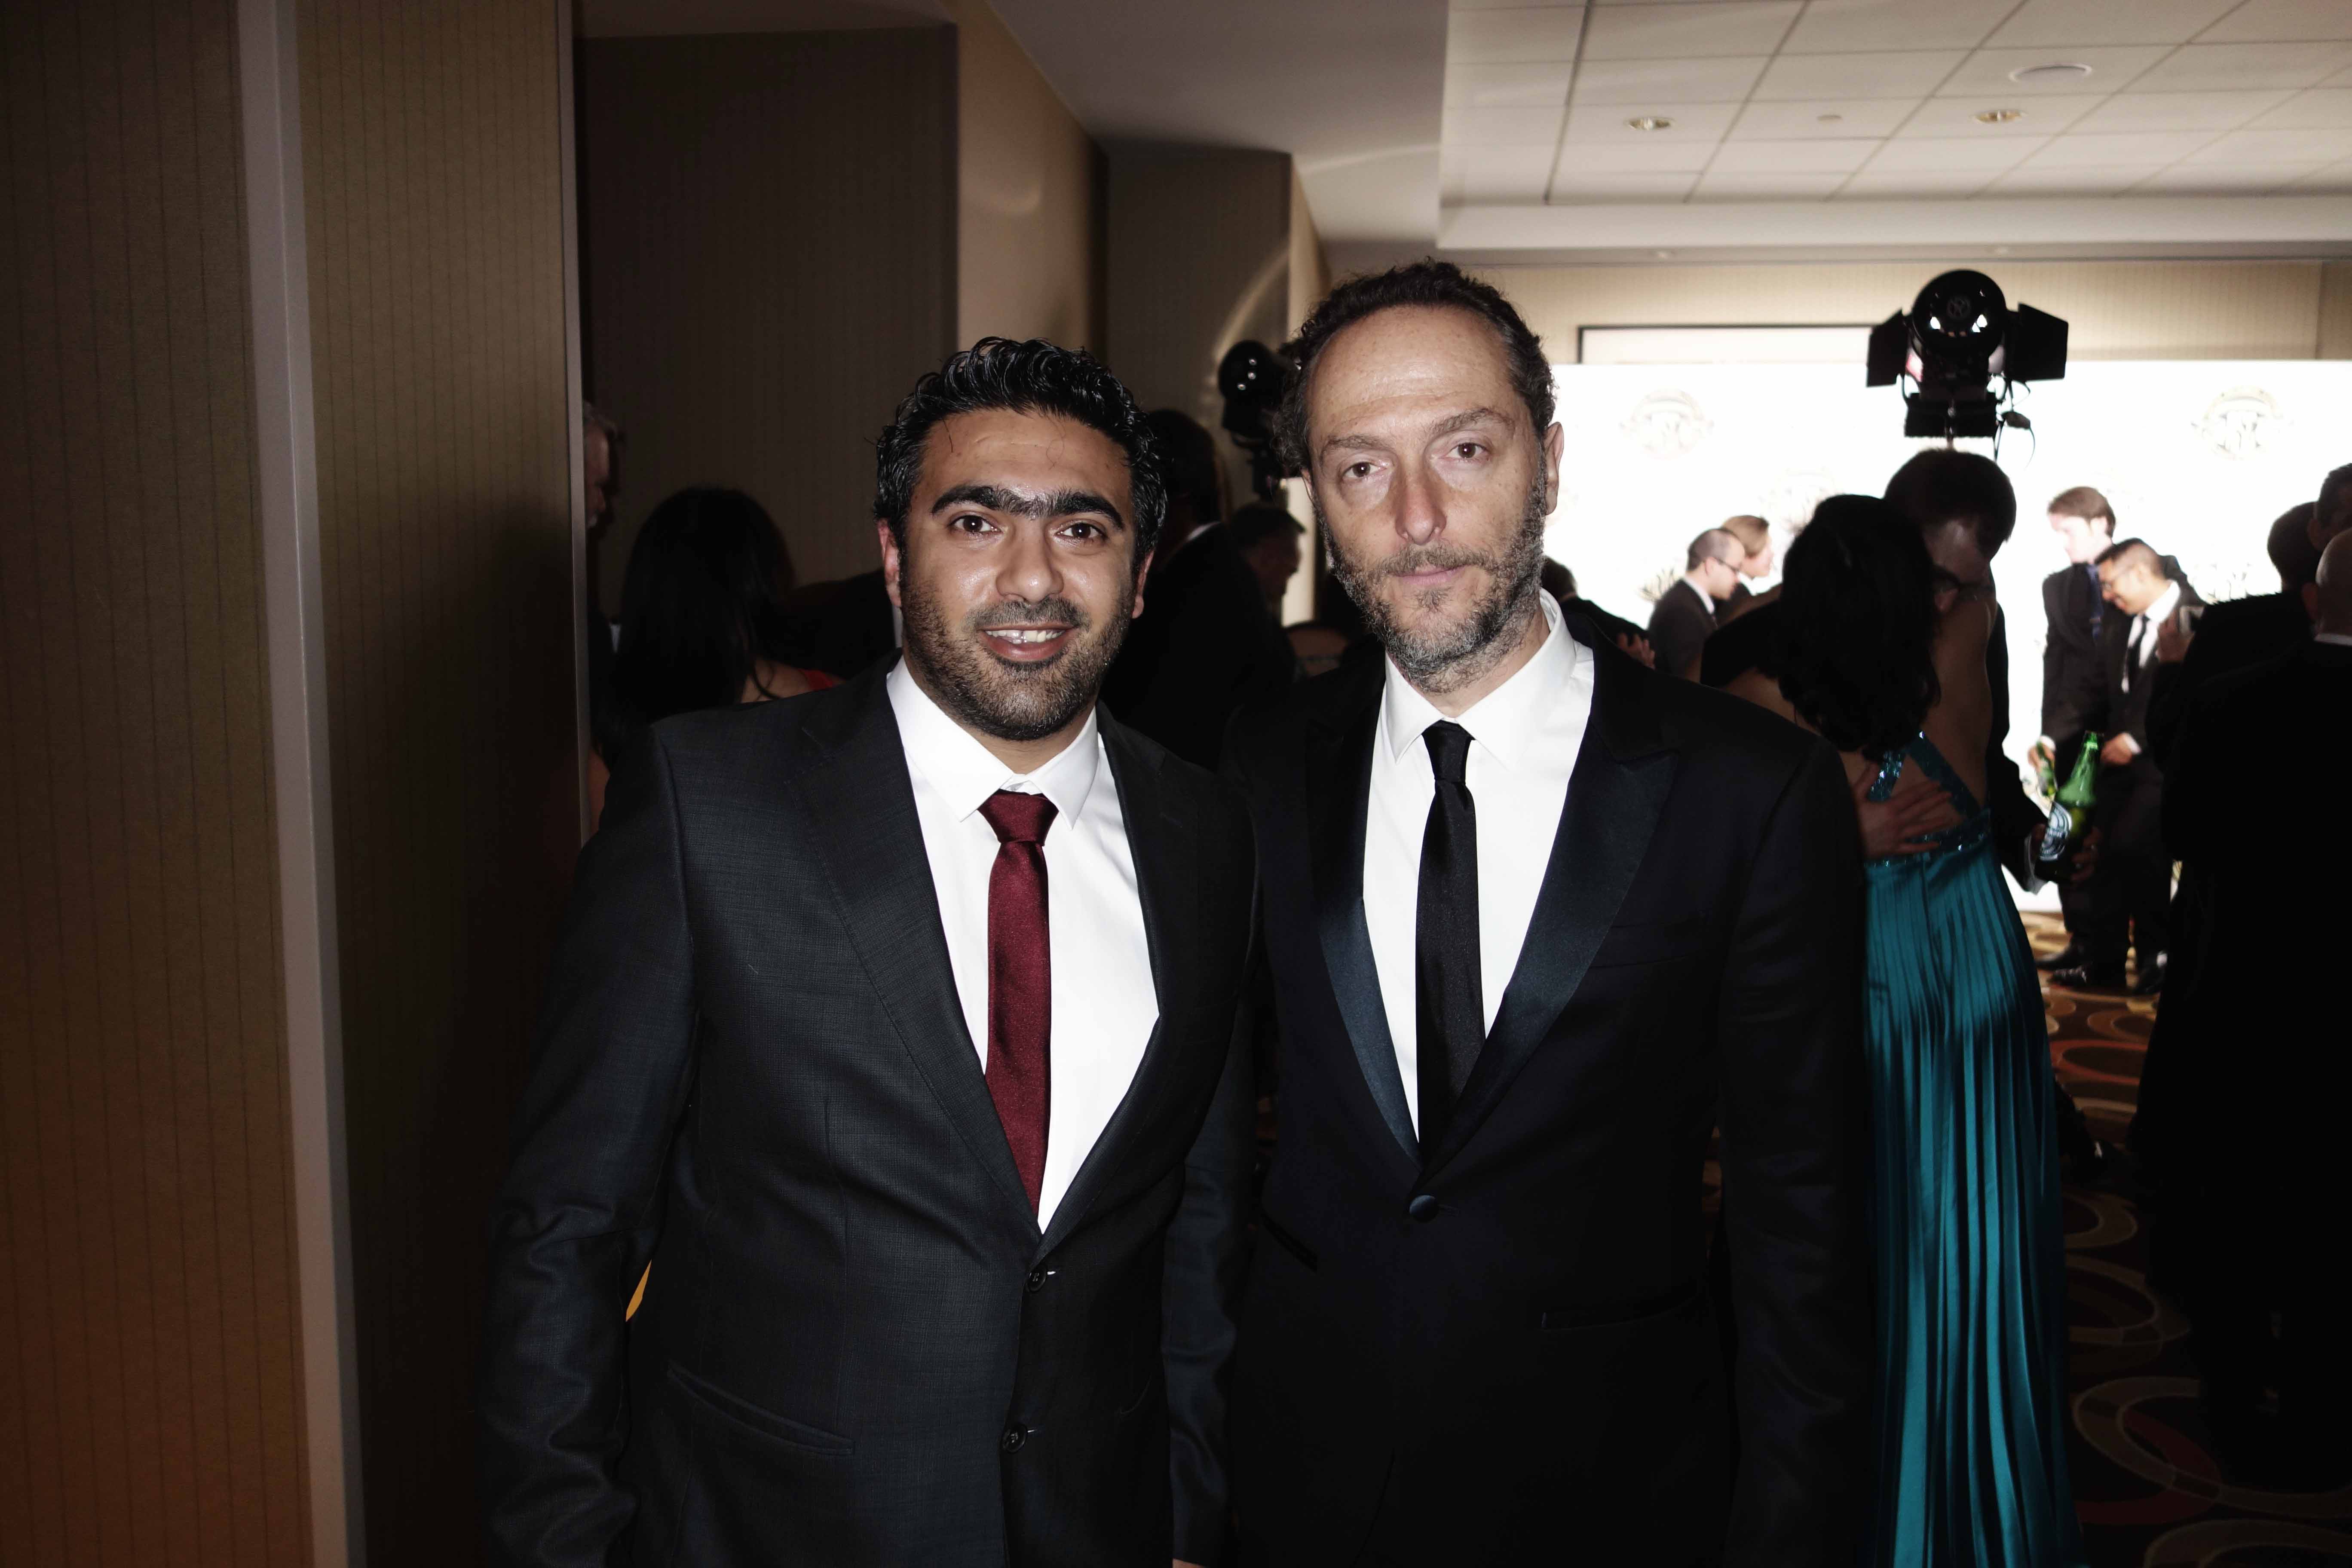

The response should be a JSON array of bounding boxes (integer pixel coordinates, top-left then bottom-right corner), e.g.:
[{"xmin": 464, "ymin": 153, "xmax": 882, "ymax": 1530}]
[
  {"xmin": 782, "ymin": 565, "xmax": 898, "ymax": 679},
  {"xmin": 1228, "ymin": 262, "xmax": 1869, "ymax": 1566},
  {"xmin": 2150, "ymin": 528, "xmax": 2352, "ymax": 1485},
  {"xmin": 2052, "ymin": 539, "xmax": 2203, "ymax": 993},
  {"xmin": 2032, "ymin": 486, "xmax": 2116, "ymax": 971},
  {"xmin": 1645, "ymin": 527, "xmax": 1742, "ymax": 679},
  {"xmin": 1102, "ymin": 410, "xmax": 1295, "ymax": 769},
  {"xmin": 480, "ymin": 340, "xmax": 1256, "ymax": 1568}
]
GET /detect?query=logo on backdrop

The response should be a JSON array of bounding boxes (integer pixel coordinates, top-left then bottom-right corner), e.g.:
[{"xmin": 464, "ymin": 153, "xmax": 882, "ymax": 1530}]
[
  {"xmin": 1621, "ymin": 389, "xmax": 1713, "ymax": 459},
  {"xmin": 2193, "ymin": 387, "xmax": 2285, "ymax": 461}
]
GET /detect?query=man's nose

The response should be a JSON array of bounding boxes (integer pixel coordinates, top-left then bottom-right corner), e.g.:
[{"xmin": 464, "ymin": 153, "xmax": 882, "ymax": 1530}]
[
  {"xmin": 998, "ymin": 521, "xmax": 1061, "ymax": 602},
  {"xmin": 1393, "ymin": 462, "xmax": 1443, "ymax": 545}
]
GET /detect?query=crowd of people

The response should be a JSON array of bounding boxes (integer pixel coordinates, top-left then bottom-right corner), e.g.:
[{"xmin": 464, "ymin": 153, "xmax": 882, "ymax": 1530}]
[{"xmin": 484, "ymin": 259, "xmax": 2348, "ymax": 1566}]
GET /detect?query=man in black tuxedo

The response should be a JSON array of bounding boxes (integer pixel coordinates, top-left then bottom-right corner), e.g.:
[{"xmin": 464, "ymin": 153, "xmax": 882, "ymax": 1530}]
[
  {"xmin": 2155, "ymin": 530, "xmax": 2352, "ymax": 1485},
  {"xmin": 1645, "ymin": 527, "xmax": 1742, "ymax": 679},
  {"xmin": 1225, "ymin": 263, "xmax": 1869, "ymax": 1566},
  {"xmin": 2051, "ymin": 539, "xmax": 2203, "ymax": 993},
  {"xmin": 1101, "ymin": 410, "xmax": 1296, "ymax": 770},
  {"xmin": 2031, "ymin": 486, "xmax": 2117, "ymax": 968},
  {"xmin": 480, "ymin": 340, "xmax": 1256, "ymax": 1567}
]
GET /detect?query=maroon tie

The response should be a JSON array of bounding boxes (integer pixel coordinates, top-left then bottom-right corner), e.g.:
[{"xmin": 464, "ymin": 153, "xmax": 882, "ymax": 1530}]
[{"xmin": 978, "ymin": 790, "xmax": 1056, "ymax": 1212}]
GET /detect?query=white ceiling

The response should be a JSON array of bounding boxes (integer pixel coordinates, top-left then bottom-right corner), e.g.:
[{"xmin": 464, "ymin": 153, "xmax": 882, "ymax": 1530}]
[{"xmin": 1444, "ymin": 0, "xmax": 2352, "ymax": 211}]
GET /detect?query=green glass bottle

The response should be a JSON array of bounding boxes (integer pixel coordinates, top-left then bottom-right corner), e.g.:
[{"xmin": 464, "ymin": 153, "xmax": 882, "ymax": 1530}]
[{"xmin": 2034, "ymin": 732, "xmax": 2099, "ymax": 879}]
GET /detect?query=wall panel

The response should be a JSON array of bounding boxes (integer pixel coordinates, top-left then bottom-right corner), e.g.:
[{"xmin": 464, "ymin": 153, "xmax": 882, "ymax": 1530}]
[
  {"xmin": 294, "ymin": 0, "xmax": 578, "ymax": 1560},
  {"xmin": 0, "ymin": 0, "xmax": 311, "ymax": 1562}
]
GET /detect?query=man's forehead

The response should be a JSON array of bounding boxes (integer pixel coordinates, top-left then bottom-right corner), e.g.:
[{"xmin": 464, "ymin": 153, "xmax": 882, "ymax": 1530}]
[
  {"xmin": 1313, "ymin": 308, "xmax": 1519, "ymax": 415},
  {"xmin": 921, "ymin": 410, "xmax": 1127, "ymax": 482}
]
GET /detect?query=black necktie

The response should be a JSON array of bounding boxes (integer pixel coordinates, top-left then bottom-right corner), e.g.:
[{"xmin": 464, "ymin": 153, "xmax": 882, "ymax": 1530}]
[
  {"xmin": 1415, "ymin": 721, "xmax": 1482, "ymax": 1152},
  {"xmin": 2125, "ymin": 615, "xmax": 2147, "ymax": 691}
]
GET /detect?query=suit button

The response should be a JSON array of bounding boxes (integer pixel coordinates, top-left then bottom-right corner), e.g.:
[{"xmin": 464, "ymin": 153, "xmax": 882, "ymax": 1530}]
[
  {"xmin": 1407, "ymin": 1194, "xmax": 1440, "ymax": 1222},
  {"xmin": 1026, "ymin": 1266, "xmax": 1049, "ymax": 1293},
  {"xmin": 1001, "ymin": 1425, "xmax": 1027, "ymax": 1454}
]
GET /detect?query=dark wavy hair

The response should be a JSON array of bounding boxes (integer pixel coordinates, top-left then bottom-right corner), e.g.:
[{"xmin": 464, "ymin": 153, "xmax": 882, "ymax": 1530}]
[
  {"xmin": 1276, "ymin": 260, "xmax": 1553, "ymax": 475},
  {"xmin": 600, "ymin": 487, "xmax": 799, "ymax": 760},
  {"xmin": 1883, "ymin": 448, "xmax": 2017, "ymax": 556},
  {"xmin": 1775, "ymin": 495, "xmax": 1941, "ymax": 758},
  {"xmin": 874, "ymin": 337, "xmax": 1166, "ymax": 559}
]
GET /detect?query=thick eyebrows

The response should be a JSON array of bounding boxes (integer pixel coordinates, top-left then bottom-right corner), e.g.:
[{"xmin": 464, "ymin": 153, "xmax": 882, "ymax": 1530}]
[
  {"xmin": 1316, "ymin": 404, "xmax": 1513, "ymax": 459},
  {"xmin": 930, "ymin": 481, "xmax": 1126, "ymax": 529}
]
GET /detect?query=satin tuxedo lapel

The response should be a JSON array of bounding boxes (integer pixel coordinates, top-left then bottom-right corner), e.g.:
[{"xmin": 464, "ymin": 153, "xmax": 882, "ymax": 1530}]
[
  {"xmin": 1419, "ymin": 622, "xmax": 1675, "ymax": 1179},
  {"xmin": 1038, "ymin": 713, "xmax": 1195, "ymax": 1256},
  {"xmin": 788, "ymin": 668, "xmax": 1039, "ymax": 1228},
  {"xmin": 1305, "ymin": 666, "xmax": 1419, "ymax": 1160}
]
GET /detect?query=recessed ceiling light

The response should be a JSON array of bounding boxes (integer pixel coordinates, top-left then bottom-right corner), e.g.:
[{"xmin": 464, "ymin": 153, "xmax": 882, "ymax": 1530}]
[
  {"xmin": 2009, "ymin": 62, "xmax": 2093, "ymax": 84},
  {"xmin": 1817, "ymin": 113, "xmax": 1844, "ymax": 124},
  {"xmin": 1654, "ymin": 250, "xmax": 1675, "ymax": 259},
  {"xmin": 1974, "ymin": 108, "xmax": 2025, "ymax": 124},
  {"xmin": 1626, "ymin": 116, "xmax": 1673, "ymax": 132}
]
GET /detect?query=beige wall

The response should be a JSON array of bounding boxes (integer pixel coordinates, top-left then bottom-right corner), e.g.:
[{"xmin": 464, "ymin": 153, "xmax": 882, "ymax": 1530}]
[
  {"xmin": 951, "ymin": 0, "xmax": 1102, "ymax": 352},
  {"xmin": 1481, "ymin": 258, "xmax": 2349, "ymax": 364},
  {"xmin": 580, "ymin": 29, "xmax": 958, "ymax": 598},
  {"xmin": 0, "ymin": 0, "xmax": 313, "ymax": 1561},
  {"xmin": 297, "ymin": 0, "xmax": 580, "ymax": 1559}
]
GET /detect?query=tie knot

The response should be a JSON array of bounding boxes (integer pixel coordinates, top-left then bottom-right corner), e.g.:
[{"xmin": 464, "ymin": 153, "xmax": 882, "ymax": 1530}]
[
  {"xmin": 979, "ymin": 789, "xmax": 1057, "ymax": 846},
  {"xmin": 1423, "ymin": 720, "xmax": 1473, "ymax": 785}
]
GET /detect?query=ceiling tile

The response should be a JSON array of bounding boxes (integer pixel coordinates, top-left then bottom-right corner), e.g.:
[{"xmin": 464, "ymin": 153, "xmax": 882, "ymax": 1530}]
[
  {"xmin": 1835, "ymin": 170, "xmax": 1998, "ymax": 196},
  {"xmin": 1443, "ymin": 146, "xmax": 1560, "ymax": 201},
  {"xmin": 1448, "ymin": 8, "xmax": 1588, "ymax": 64},
  {"xmin": 1935, "ymin": 46, "xmax": 2171, "ymax": 97},
  {"xmin": 1709, "ymin": 138, "xmax": 1880, "ymax": 172},
  {"xmin": 2018, "ymin": 130, "xmax": 2223, "ymax": 164},
  {"xmin": 1452, "ymin": 0, "xmax": 1582, "ymax": 9},
  {"xmin": 2289, "ymin": 160, "xmax": 2352, "ymax": 190},
  {"xmin": 1693, "ymin": 172, "xmax": 1850, "ymax": 199},
  {"xmin": 1547, "ymin": 170, "xmax": 1700, "ymax": 202},
  {"xmin": 1897, "ymin": 95, "xmax": 2103, "ymax": 136},
  {"xmin": 2249, "ymin": 88, "xmax": 2352, "ymax": 127},
  {"xmin": 1444, "ymin": 105, "xmax": 1570, "ymax": 144},
  {"xmin": 1752, "ymin": 51, "xmax": 1966, "ymax": 100},
  {"xmin": 1782, "ymin": 0, "xmax": 2016, "ymax": 55},
  {"xmin": 1865, "ymin": 136, "xmax": 2048, "ymax": 171},
  {"xmin": 1570, "ymin": 56, "xmax": 1769, "ymax": 104},
  {"xmin": 1985, "ymin": 0, "xmax": 2240, "ymax": 49},
  {"xmin": 1582, "ymin": 2, "xmax": 1801, "ymax": 60},
  {"xmin": 2181, "ymin": 124, "xmax": 2352, "ymax": 161},
  {"xmin": 2128, "ymin": 42, "xmax": 2352, "ymax": 91},
  {"xmin": 2136, "ymin": 163, "xmax": 2323, "ymax": 191},
  {"xmin": 2325, "ymin": 64, "xmax": 2352, "ymax": 86},
  {"xmin": 1554, "ymin": 139, "xmax": 1718, "ymax": 172},
  {"xmin": 1729, "ymin": 98, "xmax": 1921, "ymax": 139},
  {"xmin": 1563, "ymin": 99, "xmax": 1742, "ymax": 141},
  {"xmin": 2072, "ymin": 89, "xmax": 2293, "ymax": 132},
  {"xmin": 2197, "ymin": 0, "xmax": 2352, "ymax": 43},
  {"xmin": 1447, "ymin": 64, "xmax": 1575, "ymax": 109},
  {"xmin": 1988, "ymin": 162, "xmax": 2172, "ymax": 192}
]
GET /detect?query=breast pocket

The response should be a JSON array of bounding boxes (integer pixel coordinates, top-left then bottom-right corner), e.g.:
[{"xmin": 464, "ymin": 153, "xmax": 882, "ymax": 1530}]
[{"xmin": 1586, "ymin": 913, "xmax": 1712, "ymax": 970}]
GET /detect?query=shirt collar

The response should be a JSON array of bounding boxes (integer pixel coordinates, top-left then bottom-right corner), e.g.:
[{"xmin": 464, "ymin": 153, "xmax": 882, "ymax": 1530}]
[
  {"xmin": 887, "ymin": 659, "xmax": 1102, "ymax": 824},
  {"xmin": 1380, "ymin": 591, "xmax": 1577, "ymax": 772},
  {"xmin": 2137, "ymin": 581, "xmax": 2181, "ymax": 628}
]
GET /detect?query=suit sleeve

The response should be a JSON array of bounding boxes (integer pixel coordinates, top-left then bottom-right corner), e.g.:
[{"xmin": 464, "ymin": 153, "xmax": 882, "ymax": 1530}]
[
  {"xmin": 478, "ymin": 732, "xmax": 701, "ymax": 1567},
  {"xmin": 1982, "ymin": 608, "xmax": 2047, "ymax": 883},
  {"xmin": 1162, "ymin": 811, "xmax": 1259, "ymax": 1567},
  {"xmin": 1715, "ymin": 741, "xmax": 1871, "ymax": 1568}
]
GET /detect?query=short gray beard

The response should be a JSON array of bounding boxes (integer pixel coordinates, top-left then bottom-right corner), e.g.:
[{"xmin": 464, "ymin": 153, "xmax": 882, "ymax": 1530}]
[
  {"xmin": 1323, "ymin": 470, "xmax": 1550, "ymax": 696},
  {"xmin": 900, "ymin": 578, "xmax": 1134, "ymax": 744}
]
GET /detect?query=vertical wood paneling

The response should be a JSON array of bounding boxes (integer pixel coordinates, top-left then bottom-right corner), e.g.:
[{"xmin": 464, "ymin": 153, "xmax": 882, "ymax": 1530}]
[
  {"xmin": 293, "ymin": 0, "xmax": 576, "ymax": 1561},
  {"xmin": 0, "ymin": 0, "xmax": 311, "ymax": 1563},
  {"xmin": 579, "ymin": 29, "xmax": 958, "ymax": 596}
]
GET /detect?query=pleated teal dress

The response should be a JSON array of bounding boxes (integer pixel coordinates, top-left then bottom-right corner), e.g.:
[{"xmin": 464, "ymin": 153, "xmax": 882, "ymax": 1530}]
[{"xmin": 1863, "ymin": 735, "xmax": 2084, "ymax": 1567}]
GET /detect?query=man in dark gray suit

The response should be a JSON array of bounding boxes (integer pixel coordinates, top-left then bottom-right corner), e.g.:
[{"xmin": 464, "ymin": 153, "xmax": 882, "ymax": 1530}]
[
  {"xmin": 1644, "ymin": 527, "xmax": 1742, "ymax": 679},
  {"xmin": 480, "ymin": 340, "xmax": 1256, "ymax": 1567}
]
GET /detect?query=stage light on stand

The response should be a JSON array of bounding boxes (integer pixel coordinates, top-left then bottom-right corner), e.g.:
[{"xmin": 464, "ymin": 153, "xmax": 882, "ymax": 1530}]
[
  {"xmin": 1218, "ymin": 338, "xmax": 1293, "ymax": 501},
  {"xmin": 1867, "ymin": 270, "xmax": 2068, "ymax": 443}
]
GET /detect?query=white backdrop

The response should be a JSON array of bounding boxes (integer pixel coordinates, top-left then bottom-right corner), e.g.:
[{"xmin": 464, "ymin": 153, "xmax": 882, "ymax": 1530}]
[{"xmin": 1544, "ymin": 359, "xmax": 2352, "ymax": 786}]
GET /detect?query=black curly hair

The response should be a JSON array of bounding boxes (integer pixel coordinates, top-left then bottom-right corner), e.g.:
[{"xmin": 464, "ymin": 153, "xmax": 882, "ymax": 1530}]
[
  {"xmin": 873, "ymin": 337, "xmax": 1166, "ymax": 560},
  {"xmin": 1276, "ymin": 260, "xmax": 1554, "ymax": 475},
  {"xmin": 1776, "ymin": 495, "xmax": 1941, "ymax": 759}
]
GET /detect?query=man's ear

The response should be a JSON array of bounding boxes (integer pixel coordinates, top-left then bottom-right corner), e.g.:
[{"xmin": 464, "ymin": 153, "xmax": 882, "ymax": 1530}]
[
  {"xmin": 876, "ymin": 518, "xmax": 904, "ymax": 609},
  {"xmin": 1540, "ymin": 421, "xmax": 1565, "ymax": 515},
  {"xmin": 1130, "ymin": 540, "xmax": 1150, "ymax": 622}
]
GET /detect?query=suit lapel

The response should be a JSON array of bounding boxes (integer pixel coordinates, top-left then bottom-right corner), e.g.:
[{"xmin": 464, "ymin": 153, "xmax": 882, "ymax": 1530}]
[
  {"xmin": 1307, "ymin": 667, "xmax": 1419, "ymax": 1160},
  {"xmin": 1037, "ymin": 712, "xmax": 1194, "ymax": 1256},
  {"xmin": 790, "ymin": 668, "xmax": 1038, "ymax": 1228},
  {"xmin": 1419, "ymin": 625, "xmax": 1677, "ymax": 1180}
]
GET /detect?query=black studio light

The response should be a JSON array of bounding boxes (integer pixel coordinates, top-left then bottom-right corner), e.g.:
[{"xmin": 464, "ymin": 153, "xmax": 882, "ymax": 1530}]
[
  {"xmin": 1867, "ymin": 270, "xmax": 2068, "ymax": 441},
  {"xmin": 1218, "ymin": 338, "xmax": 1293, "ymax": 501}
]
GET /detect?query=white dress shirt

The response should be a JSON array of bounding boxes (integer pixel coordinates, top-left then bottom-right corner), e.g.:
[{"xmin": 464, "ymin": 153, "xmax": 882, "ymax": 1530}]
[
  {"xmin": 887, "ymin": 663, "xmax": 1159, "ymax": 1226},
  {"xmin": 1363, "ymin": 593, "xmax": 1594, "ymax": 1133},
  {"xmin": 2122, "ymin": 580, "xmax": 2181, "ymax": 692}
]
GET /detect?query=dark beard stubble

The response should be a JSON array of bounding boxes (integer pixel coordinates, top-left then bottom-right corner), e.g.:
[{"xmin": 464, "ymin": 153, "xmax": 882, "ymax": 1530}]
[
  {"xmin": 899, "ymin": 567, "xmax": 1137, "ymax": 744},
  {"xmin": 1324, "ymin": 467, "xmax": 1550, "ymax": 695}
]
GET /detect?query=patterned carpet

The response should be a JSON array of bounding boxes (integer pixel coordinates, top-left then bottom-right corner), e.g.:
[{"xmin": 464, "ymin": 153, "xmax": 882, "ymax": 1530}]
[{"xmin": 2032, "ymin": 911, "xmax": 2352, "ymax": 1567}]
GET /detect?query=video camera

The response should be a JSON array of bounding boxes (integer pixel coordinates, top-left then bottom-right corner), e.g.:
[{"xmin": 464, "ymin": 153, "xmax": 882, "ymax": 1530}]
[{"xmin": 1218, "ymin": 338, "xmax": 1293, "ymax": 502}]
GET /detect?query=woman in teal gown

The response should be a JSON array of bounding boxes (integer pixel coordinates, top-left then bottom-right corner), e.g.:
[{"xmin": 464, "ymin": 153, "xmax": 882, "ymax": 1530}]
[{"xmin": 1723, "ymin": 496, "xmax": 2082, "ymax": 1566}]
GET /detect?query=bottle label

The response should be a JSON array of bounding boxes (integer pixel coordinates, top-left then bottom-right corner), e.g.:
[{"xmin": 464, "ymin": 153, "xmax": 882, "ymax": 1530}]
[{"xmin": 2037, "ymin": 803, "xmax": 2073, "ymax": 863}]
